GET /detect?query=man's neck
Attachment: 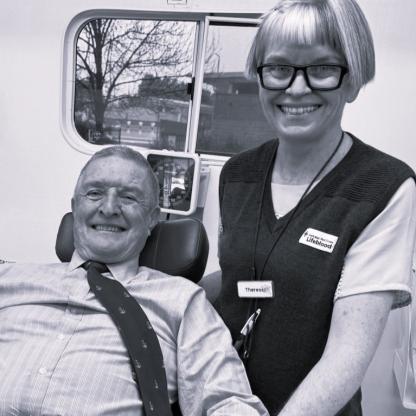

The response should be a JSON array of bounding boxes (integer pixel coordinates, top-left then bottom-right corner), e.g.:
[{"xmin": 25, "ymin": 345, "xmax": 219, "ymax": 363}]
[
  {"xmin": 72, "ymin": 250, "xmax": 139, "ymax": 282},
  {"xmin": 107, "ymin": 257, "xmax": 140, "ymax": 282}
]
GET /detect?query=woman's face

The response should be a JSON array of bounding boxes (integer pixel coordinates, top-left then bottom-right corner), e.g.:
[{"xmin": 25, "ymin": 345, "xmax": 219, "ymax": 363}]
[{"xmin": 258, "ymin": 42, "xmax": 358, "ymax": 144}]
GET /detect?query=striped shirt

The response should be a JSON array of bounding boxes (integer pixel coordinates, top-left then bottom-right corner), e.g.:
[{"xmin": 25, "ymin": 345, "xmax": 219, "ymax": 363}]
[{"xmin": 0, "ymin": 252, "xmax": 268, "ymax": 416}]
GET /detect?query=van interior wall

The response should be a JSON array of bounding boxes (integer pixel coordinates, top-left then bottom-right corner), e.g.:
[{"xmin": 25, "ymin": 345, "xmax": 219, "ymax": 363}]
[
  {"xmin": 0, "ymin": 1, "xmax": 415, "ymax": 415},
  {"xmin": 341, "ymin": 5, "xmax": 416, "ymax": 412}
]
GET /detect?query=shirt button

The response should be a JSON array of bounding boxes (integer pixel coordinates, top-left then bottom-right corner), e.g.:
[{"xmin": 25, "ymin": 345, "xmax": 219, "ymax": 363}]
[
  {"xmin": 57, "ymin": 334, "xmax": 65, "ymax": 340},
  {"xmin": 38, "ymin": 367, "xmax": 48, "ymax": 375}
]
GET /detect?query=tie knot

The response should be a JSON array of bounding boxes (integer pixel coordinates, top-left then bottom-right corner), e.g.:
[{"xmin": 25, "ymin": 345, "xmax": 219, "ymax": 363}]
[{"xmin": 83, "ymin": 261, "xmax": 110, "ymax": 274}]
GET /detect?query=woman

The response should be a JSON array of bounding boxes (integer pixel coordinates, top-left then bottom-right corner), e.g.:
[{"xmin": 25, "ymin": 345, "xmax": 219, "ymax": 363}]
[{"xmin": 214, "ymin": 1, "xmax": 416, "ymax": 415}]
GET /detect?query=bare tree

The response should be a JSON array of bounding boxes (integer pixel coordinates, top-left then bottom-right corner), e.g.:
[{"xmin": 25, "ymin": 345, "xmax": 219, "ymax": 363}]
[
  {"xmin": 75, "ymin": 18, "xmax": 195, "ymax": 139},
  {"xmin": 204, "ymin": 30, "xmax": 222, "ymax": 74}
]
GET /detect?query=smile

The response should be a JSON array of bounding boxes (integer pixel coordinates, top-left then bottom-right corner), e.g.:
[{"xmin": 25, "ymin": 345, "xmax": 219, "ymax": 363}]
[
  {"xmin": 93, "ymin": 224, "xmax": 125, "ymax": 232},
  {"xmin": 279, "ymin": 105, "xmax": 320, "ymax": 115}
]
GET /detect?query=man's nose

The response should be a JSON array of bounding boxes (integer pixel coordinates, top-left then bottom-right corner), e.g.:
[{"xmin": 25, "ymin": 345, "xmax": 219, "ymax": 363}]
[
  {"xmin": 99, "ymin": 190, "xmax": 121, "ymax": 216},
  {"xmin": 286, "ymin": 69, "xmax": 312, "ymax": 96}
]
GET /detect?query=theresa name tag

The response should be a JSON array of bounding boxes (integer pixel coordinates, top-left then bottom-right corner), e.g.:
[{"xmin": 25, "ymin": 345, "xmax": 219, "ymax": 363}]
[{"xmin": 237, "ymin": 281, "xmax": 274, "ymax": 298}]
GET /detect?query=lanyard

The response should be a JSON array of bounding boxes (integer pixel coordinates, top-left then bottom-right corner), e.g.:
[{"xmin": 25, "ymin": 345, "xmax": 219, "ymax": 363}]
[{"xmin": 238, "ymin": 132, "xmax": 345, "ymax": 363}]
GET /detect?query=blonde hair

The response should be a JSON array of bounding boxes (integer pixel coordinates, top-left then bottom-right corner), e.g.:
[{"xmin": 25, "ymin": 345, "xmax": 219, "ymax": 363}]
[{"xmin": 246, "ymin": 0, "xmax": 375, "ymax": 89}]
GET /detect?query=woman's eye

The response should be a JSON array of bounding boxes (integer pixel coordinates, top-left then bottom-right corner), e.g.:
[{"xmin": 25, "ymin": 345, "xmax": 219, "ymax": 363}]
[
  {"xmin": 269, "ymin": 65, "xmax": 292, "ymax": 78},
  {"xmin": 313, "ymin": 65, "xmax": 335, "ymax": 74},
  {"xmin": 278, "ymin": 65, "xmax": 291, "ymax": 72}
]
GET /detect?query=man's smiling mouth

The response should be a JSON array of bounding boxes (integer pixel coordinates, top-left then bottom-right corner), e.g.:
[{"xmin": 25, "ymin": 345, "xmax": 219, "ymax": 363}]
[
  {"xmin": 92, "ymin": 224, "xmax": 125, "ymax": 232},
  {"xmin": 279, "ymin": 105, "xmax": 320, "ymax": 115}
]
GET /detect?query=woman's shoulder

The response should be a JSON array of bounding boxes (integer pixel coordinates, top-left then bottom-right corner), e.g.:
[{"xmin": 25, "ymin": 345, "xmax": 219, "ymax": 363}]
[
  {"xmin": 327, "ymin": 134, "xmax": 415, "ymax": 205},
  {"xmin": 221, "ymin": 138, "xmax": 277, "ymax": 180},
  {"xmin": 351, "ymin": 134, "xmax": 415, "ymax": 178}
]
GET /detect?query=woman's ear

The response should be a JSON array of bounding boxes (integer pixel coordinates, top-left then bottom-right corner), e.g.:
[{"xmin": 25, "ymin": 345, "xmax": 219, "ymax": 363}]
[{"xmin": 344, "ymin": 74, "xmax": 360, "ymax": 103}]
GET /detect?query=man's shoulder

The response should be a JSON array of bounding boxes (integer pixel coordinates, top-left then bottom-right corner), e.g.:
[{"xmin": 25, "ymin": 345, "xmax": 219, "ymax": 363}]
[
  {"xmin": 0, "ymin": 261, "xmax": 69, "ymax": 277},
  {"xmin": 134, "ymin": 266, "xmax": 210, "ymax": 322},
  {"xmin": 137, "ymin": 266, "xmax": 203, "ymax": 294}
]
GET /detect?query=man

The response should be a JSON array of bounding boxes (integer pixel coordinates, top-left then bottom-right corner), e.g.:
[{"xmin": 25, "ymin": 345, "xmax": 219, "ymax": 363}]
[{"xmin": 0, "ymin": 146, "xmax": 268, "ymax": 415}]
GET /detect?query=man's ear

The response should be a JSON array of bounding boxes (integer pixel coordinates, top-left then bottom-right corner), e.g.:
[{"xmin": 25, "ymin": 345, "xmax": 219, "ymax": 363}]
[
  {"xmin": 148, "ymin": 206, "xmax": 161, "ymax": 232},
  {"xmin": 71, "ymin": 197, "xmax": 75, "ymax": 213}
]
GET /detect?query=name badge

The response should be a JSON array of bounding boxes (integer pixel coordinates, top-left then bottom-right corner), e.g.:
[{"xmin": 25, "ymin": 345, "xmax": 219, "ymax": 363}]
[
  {"xmin": 299, "ymin": 228, "xmax": 338, "ymax": 253},
  {"xmin": 237, "ymin": 281, "xmax": 274, "ymax": 298}
]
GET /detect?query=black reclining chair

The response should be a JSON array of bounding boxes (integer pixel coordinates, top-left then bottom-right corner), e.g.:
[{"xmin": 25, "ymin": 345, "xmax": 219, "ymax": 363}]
[{"xmin": 55, "ymin": 212, "xmax": 209, "ymax": 283}]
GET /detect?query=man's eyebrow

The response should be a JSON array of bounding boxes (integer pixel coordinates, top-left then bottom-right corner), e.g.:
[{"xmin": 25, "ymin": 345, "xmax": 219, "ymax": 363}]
[
  {"xmin": 80, "ymin": 181, "xmax": 145, "ymax": 195},
  {"xmin": 80, "ymin": 180, "xmax": 104, "ymax": 188}
]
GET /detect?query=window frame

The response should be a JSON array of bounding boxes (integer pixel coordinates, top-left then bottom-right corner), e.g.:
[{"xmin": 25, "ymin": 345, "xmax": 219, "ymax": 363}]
[{"xmin": 61, "ymin": 10, "xmax": 260, "ymax": 162}]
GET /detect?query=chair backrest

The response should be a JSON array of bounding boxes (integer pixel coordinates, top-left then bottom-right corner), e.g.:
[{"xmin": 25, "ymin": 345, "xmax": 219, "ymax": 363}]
[{"xmin": 55, "ymin": 212, "xmax": 209, "ymax": 283}]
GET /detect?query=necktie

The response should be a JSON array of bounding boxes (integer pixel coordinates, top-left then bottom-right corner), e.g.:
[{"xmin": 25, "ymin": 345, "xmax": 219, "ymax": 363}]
[{"xmin": 84, "ymin": 261, "xmax": 172, "ymax": 416}]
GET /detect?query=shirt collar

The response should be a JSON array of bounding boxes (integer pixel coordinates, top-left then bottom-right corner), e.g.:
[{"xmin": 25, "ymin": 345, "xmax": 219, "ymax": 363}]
[
  {"xmin": 68, "ymin": 250, "xmax": 140, "ymax": 282},
  {"xmin": 68, "ymin": 250, "xmax": 85, "ymax": 272}
]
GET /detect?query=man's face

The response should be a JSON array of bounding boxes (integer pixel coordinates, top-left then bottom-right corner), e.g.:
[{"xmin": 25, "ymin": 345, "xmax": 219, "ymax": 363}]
[{"xmin": 71, "ymin": 155, "xmax": 159, "ymax": 264}]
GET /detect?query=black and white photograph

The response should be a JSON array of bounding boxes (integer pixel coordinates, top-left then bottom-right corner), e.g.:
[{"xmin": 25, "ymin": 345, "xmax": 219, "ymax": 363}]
[{"xmin": 0, "ymin": 1, "xmax": 415, "ymax": 415}]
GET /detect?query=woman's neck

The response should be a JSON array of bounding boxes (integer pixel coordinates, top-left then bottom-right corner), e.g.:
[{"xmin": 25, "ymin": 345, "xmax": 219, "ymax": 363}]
[{"xmin": 272, "ymin": 130, "xmax": 352, "ymax": 185}]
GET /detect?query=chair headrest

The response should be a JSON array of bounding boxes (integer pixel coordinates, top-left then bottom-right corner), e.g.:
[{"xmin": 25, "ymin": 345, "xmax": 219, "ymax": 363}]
[{"xmin": 56, "ymin": 212, "xmax": 209, "ymax": 283}]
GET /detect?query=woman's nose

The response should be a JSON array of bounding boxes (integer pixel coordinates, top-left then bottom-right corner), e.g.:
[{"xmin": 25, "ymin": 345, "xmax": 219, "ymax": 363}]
[{"xmin": 285, "ymin": 69, "xmax": 312, "ymax": 96}]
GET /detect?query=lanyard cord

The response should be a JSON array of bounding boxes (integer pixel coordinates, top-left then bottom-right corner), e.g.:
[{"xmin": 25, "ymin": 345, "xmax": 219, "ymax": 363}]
[
  {"xmin": 239, "ymin": 140, "xmax": 277, "ymax": 360},
  {"xmin": 242, "ymin": 132, "xmax": 345, "ymax": 362}
]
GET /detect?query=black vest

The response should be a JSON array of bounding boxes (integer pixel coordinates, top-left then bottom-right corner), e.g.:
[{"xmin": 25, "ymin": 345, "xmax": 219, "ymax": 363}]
[{"xmin": 215, "ymin": 136, "xmax": 415, "ymax": 415}]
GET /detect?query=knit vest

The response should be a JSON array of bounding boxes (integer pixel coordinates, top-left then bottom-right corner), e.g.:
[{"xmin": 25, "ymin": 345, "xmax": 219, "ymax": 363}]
[{"xmin": 215, "ymin": 136, "xmax": 415, "ymax": 415}]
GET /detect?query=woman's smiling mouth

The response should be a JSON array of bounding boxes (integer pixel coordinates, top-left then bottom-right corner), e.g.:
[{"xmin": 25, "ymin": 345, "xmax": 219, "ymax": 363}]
[{"xmin": 279, "ymin": 105, "xmax": 321, "ymax": 115}]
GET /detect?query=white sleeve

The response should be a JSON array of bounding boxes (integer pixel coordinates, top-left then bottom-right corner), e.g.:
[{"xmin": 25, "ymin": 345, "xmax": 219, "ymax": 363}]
[
  {"xmin": 176, "ymin": 287, "xmax": 269, "ymax": 416},
  {"xmin": 334, "ymin": 177, "xmax": 416, "ymax": 309}
]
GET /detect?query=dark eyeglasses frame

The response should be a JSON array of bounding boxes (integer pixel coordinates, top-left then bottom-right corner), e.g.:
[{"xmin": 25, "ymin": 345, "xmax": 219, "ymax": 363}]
[{"xmin": 257, "ymin": 64, "xmax": 349, "ymax": 91}]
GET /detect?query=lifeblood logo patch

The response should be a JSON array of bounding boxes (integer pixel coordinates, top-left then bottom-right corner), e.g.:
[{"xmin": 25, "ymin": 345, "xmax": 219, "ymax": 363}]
[{"xmin": 299, "ymin": 228, "xmax": 338, "ymax": 253}]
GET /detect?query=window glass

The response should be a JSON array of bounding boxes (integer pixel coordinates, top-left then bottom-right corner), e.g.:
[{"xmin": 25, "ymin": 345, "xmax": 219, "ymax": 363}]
[
  {"xmin": 195, "ymin": 23, "xmax": 275, "ymax": 156},
  {"xmin": 74, "ymin": 18, "xmax": 196, "ymax": 151}
]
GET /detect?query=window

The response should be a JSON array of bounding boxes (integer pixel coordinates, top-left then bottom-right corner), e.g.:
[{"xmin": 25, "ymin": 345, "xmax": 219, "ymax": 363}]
[
  {"xmin": 65, "ymin": 13, "xmax": 273, "ymax": 158},
  {"xmin": 74, "ymin": 18, "xmax": 197, "ymax": 151}
]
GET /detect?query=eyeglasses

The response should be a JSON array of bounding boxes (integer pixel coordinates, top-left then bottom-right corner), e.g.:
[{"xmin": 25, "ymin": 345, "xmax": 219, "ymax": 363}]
[{"xmin": 257, "ymin": 64, "xmax": 348, "ymax": 91}]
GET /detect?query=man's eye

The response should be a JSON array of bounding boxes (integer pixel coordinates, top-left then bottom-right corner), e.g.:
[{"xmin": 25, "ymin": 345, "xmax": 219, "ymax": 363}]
[
  {"xmin": 120, "ymin": 194, "xmax": 138, "ymax": 203},
  {"xmin": 85, "ymin": 190, "xmax": 103, "ymax": 200}
]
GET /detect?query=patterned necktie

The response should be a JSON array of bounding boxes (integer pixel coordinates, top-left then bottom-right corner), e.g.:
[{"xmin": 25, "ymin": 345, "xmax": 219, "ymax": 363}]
[{"xmin": 84, "ymin": 261, "xmax": 172, "ymax": 416}]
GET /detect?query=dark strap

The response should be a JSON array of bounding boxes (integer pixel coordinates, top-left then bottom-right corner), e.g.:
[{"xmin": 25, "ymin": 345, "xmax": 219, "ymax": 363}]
[{"xmin": 85, "ymin": 262, "xmax": 172, "ymax": 416}]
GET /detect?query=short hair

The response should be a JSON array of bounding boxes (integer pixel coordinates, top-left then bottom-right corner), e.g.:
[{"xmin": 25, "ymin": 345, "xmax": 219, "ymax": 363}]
[
  {"xmin": 74, "ymin": 146, "xmax": 159, "ymax": 209},
  {"xmin": 246, "ymin": 0, "xmax": 375, "ymax": 90}
]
